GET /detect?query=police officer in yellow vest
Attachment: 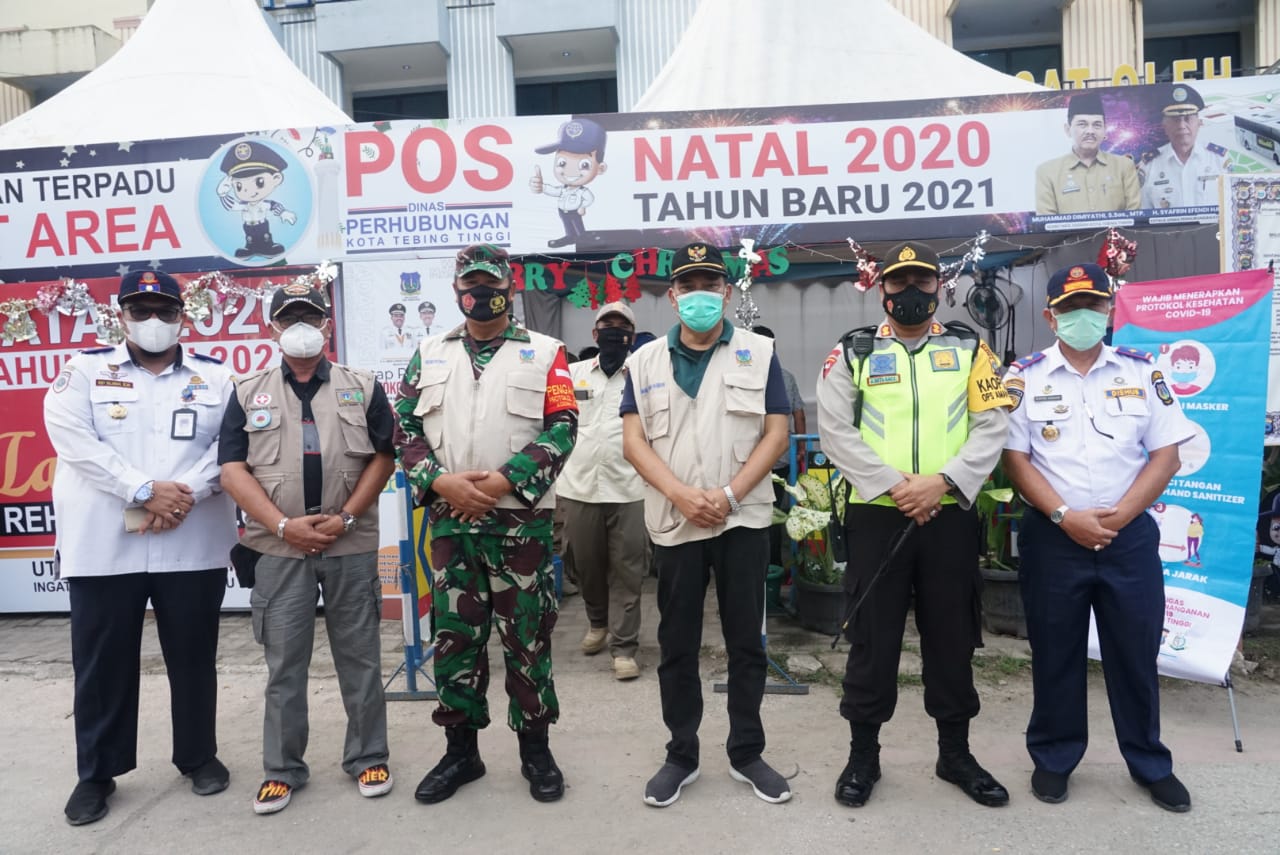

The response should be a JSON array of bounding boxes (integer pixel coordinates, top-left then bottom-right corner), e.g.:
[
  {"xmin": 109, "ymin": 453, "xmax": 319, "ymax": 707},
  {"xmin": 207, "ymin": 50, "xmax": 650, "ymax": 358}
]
[{"xmin": 816, "ymin": 241, "xmax": 1013, "ymax": 810}]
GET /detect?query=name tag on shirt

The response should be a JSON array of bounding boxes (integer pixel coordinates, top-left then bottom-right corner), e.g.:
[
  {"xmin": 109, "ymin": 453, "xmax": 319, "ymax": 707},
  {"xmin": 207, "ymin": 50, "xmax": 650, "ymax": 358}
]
[{"xmin": 171, "ymin": 407, "xmax": 197, "ymax": 440}]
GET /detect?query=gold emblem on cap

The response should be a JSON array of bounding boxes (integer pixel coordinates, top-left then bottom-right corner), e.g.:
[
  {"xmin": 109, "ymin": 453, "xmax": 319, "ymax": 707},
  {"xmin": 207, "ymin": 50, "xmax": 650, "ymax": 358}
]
[
  {"xmin": 689, "ymin": 245, "xmax": 707, "ymax": 262},
  {"xmin": 1068, "ymin": 266, "xmax": 1086, "ymax": 280},
  {"xmin": 282, "ymin": 282, "xmax": 311, "ymax": 296},
  {"xmin": 1041, "ymin": 424, "xmax": 1060, "ymax": 441},
  {"xmin": 1173, "ymin": 87, "xmax": 1187, "ymax": 102},
  {"xmin": 899, "ymin": 246, "xmax": 917, "ymax": 261},
  {"xmin": 234, "ymin": 142, "xmax": 252, "ymax": 161}
]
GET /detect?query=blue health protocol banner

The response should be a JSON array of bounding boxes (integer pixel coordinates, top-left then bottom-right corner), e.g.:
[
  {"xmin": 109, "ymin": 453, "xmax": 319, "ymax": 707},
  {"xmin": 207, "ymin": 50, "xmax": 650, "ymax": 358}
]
[{"xmin": 1111, "ymin": 269, "xmax": 1272, "ymax": 683}]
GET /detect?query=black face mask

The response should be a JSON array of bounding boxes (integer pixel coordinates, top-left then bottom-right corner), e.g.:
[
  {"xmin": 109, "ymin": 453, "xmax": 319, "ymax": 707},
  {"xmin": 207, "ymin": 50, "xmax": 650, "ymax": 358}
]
[
  {"xmin": 882, "ymin": 286, "xmax": 938, "ymax": 327},
  {"xmin": 595, "ymin": 326, "xmax": 632, "ymax": 375},
  {"xmin": 457, "ymin": 284, "xmax": 510, "ymax": 322}
]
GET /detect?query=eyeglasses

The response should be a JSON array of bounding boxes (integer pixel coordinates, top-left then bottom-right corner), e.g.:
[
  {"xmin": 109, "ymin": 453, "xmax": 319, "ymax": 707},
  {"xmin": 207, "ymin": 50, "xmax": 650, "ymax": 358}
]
[
  {"xmin": 123, "ymin": 304, "xmax": 182, "ymax": 323},
  {"xmin": 275, "ymin": 314, "xmax": 327, "ymax": 329}
]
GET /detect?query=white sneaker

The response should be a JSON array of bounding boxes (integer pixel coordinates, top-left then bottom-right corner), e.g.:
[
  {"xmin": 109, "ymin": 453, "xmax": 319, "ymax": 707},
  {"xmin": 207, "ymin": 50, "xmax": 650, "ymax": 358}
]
[
  {"xmin": 357, "ymin": 764, "xmax": 393, "ymax": 798},
  {"xmin": 613, "ymin": 656, "xmax": 640, "ymax": 680},
  {"xmin": 582, "ymin": 627, "xmax": 608, "ymax": 655}
]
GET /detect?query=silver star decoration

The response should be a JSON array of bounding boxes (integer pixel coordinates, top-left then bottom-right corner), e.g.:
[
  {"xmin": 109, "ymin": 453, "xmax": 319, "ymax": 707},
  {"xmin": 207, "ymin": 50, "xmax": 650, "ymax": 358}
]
[
  {"xmin": 90, "ymin": 150, "xmax": 97, "ymax": 157},
  {"xmin": 117, "ymin": 141, "xmax": 134, "ymax": 152},
  {"xmin": 62, "ymin": 145, "xmax": 77, "ymax": 157},
  {"xmin": 116, "ymin": 264, "xmax": 131, "ymax": 277},
  {"xmin": 59, "ymin": 158, "xmax": 69, "ymax": 167},
  {"xmin": 14, "ymin": 160, "xmax": 23, "ymax": 168},
  {"xmin": 148, "ymin": 259, "xmax": 162, "ymax": 270}
]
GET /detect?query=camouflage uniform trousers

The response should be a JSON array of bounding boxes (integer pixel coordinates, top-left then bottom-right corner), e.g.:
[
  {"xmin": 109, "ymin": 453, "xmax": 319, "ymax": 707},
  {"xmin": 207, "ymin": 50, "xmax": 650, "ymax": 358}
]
[{"xmin": 430, "ymin": 531, "xmax": 560, "ymax": 731}]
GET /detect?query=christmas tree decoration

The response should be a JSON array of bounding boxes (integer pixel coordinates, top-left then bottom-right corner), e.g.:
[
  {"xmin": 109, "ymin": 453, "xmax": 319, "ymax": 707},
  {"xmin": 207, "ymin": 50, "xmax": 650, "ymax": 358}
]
[{"xmin": 733, "ymin": 238, "xmax": 763, "ymax": 330}]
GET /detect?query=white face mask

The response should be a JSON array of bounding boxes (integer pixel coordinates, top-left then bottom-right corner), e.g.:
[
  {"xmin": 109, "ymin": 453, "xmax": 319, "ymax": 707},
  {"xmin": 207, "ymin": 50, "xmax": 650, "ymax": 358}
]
[
  {"xmin": 126, "ymin": 317, "xmax": 183, "ymax": 353},
  {"xmin": 276, "ymin": 322, "xmax": 327, "ymax": 358}
]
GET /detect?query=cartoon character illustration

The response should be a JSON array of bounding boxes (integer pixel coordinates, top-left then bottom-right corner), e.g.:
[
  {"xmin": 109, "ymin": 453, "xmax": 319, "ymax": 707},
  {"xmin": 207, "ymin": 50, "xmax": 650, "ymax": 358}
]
[
  {"xmin": 218, "ymin": 140, "xmax": 297, "ymax": 259},
  {"xmin": 529, "ymin": 118, "xmax": 608, "ymax": 248},
  {"xmin": 1168, "ymin": 344, "xmax": 1203, "ymax": 396},
  {"xmin": 1184, "ymin": 512, "xmax": 1203, "ymax": 566}
]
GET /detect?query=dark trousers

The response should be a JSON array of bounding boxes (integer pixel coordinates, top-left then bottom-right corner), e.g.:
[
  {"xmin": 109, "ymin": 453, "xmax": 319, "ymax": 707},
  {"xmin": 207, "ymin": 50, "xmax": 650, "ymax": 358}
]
[
  {"xmin": 1018, "ymin": 510, "xmax": 1172, "ymax": 783},
  {"xmin": 557, "ymin": 208, "xmax": 585, "ymax": 239},
  {"xmin": 655, "ymin": 526, "xmax": 768, "ymax": 770},
  {"xmin": 840, "ymin": 503, "xmax": 982, "ymax": 724},
  {"xmin": 68, "ymin": 569, "xmax": 226, "ymax": 782}
]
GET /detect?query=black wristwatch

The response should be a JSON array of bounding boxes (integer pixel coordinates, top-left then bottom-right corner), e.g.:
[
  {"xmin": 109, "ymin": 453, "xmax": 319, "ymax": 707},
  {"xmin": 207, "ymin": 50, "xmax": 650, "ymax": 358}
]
[{"xmin": 941, "ymin": 473, "xmax": 959, "ymax": 495}]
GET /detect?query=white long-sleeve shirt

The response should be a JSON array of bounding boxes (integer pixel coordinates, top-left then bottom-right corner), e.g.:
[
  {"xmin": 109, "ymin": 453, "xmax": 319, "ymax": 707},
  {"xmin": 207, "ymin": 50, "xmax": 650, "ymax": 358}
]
[{"xmin": 43, "ymin": 343, "xmax": 237, "ymax": 577}]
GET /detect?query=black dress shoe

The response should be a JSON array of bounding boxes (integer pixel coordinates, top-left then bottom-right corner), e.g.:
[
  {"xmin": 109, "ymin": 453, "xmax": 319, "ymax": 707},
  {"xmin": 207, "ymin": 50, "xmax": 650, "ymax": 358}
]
[
  {"xmin": 65, "ymin": 779, "xmax": 116, "ymax": 826},
  {"xmin": 547, "ymin": 235, "xmax": 575, "ymax": 248},
  {"xmin": 1031, "ymin": 768, "xmax": 1069, "ymax": 804},
  {"xmin": 834, "ymin": 758, "xmax": 881, "ymax": 807},
  {"xmin": 936, "ymin": 752, "xmax": 1009, "ymax": 807},
  {"xmin": 1141, "ymin": 773, "xmax": 1191, "ymax": 813},
  {"xmin": 188, "ymin": 757, "xmax": 230, "ymax": 796}
]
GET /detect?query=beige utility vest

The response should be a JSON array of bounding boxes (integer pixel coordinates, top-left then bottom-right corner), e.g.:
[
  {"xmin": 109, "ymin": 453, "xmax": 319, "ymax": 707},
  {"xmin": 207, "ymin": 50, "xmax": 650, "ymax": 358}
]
[
  {"xmin": 627, "ymin": 327, "xmax": 775, "ymax": 545},
  {"xmin": 236, "ymin": 363, "xmax": 380, "ymax": 557},
  {"xmin": 413, "ymin": 330, "xmax": 563, "ymax": 511}
]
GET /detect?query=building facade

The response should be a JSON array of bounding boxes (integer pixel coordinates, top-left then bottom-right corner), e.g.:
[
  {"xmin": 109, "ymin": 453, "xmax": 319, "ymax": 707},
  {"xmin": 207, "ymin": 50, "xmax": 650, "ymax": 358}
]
[{"xmin": 3, "ymin": 0, "xmax": 1278, "ymax": 128}]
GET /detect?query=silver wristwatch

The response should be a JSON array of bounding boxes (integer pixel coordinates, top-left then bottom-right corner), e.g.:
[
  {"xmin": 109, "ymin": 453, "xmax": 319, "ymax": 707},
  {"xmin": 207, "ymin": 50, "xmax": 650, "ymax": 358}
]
[
  {"xmin": 340, "ymin": 511, "xmax": 358, "ymax": 533},
  {"xmin": 1050, "ymin": 504, "xmax": 1069, "ymax": 525}
]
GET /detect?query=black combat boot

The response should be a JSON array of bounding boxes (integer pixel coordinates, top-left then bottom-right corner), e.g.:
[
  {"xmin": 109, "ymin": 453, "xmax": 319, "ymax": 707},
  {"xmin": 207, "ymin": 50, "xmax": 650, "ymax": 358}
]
[
  {"xmin": 517, "ymin": 727, "xmax": 565, "ymax": 802},
  {"xmin": 834, "ymin": 722, "xmax": 881, "ymax": 807},
  {"xmin": 414, "ymin": 726, "xmax": 485, "ymax": 804},
  {"xmin": 935, "ymin": 719, "xmax": 1009, "ymax": 807}
]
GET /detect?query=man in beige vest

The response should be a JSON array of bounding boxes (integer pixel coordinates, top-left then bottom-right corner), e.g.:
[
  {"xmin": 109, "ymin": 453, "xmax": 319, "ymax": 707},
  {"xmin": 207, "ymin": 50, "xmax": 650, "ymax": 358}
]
[
  {"xmin": 219, "ymin": 282, "xmax": 396, "ymax": 815},
  {"xmin": 622, "ymin": 242, "xmax": 792, "ymax": 807},
  {"xmin": 558, "ymin": 301, "xmax": 648, "ymax": 680},
  {"xmin": 394, "ymin": 244, "xmax": 578, "ymax": 805}
]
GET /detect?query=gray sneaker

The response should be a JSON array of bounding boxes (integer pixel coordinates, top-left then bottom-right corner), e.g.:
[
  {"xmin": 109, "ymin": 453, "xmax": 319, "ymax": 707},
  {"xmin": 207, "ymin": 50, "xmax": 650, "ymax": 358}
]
[
  {"xmin": 643, "ymin": 762, "xmax": 700, "ymax": 807},
  {"xmin": 730, "ymin": 758, "xmax": 792, "ymax": 804}
]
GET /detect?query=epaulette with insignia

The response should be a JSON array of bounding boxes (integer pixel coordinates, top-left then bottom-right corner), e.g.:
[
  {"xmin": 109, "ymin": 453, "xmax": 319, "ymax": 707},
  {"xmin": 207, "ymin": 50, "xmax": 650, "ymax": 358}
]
[
  {"xmin": 1008, "ymin": 352, "xmax": 1044, "ymax": 373},
  {"xmin": 1115, "ymin": 345, "xmax": 1154, "ymax": 363},
  {"xmin": 190, "ymin": 351, "xmax": 224, "ymax": 364},
  {"xmin": 80, "ymin": 346, "xmax": 115, "ymax": 354}
]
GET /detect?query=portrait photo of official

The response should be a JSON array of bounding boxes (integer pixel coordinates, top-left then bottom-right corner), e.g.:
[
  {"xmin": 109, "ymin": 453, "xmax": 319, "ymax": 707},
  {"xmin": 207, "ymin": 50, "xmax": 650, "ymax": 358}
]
[{"xmin": 1034, "ymin": 91, "xmax": 1141, "ymax": 215}]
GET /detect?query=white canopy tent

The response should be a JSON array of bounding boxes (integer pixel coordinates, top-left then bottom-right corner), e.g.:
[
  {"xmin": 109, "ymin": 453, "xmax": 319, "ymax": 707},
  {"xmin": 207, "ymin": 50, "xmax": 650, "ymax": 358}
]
[
  {"xmin": 0, "ymin": 0, "xmax": 350, "ymax": 150},
  {"xmin": 634, "ymin": 0, "xmax": 1041, "ymax": 110}
]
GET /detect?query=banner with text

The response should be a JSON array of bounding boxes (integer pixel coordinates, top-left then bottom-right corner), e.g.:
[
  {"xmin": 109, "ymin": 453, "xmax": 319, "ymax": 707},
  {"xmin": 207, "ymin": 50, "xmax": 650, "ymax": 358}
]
[
  {"xmin": 1112, "ymin": 269, "xmax": 1272, "ymax": 683},
  {"xmin": 4, "ymin": 77, "xmax": 1280, "ymax": 280}
]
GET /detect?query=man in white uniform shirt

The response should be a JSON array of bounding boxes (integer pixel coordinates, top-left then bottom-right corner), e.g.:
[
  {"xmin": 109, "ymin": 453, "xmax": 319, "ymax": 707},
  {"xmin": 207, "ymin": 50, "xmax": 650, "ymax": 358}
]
[
  {"xmin": 557, "ymin": 302, "xmax": 647, "ymax": 680},
  {"xmin": 1140, "ymin": 83, "xmax": 1223, "ymax": 210},
  {"xmin": 1002, "ymin": 263, "xmax": 1195, "ymax": 812},
  {"xmin": 44, "ymin": 270, "xmax": 237, "ymax": 826}
]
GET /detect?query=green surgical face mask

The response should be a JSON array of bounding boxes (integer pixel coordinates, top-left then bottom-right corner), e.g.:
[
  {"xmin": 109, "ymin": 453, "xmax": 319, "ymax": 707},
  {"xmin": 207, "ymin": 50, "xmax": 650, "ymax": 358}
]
[{"xmin": 1053, "ymin": 308, "xmax": 1109, "ymax": 351}]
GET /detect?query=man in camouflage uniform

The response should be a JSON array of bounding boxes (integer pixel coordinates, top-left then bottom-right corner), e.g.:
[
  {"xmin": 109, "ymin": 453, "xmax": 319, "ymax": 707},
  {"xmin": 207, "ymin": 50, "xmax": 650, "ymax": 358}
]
[{"xmin": 394, "ymin": 244, "xmax": 578, "ymax": 804}]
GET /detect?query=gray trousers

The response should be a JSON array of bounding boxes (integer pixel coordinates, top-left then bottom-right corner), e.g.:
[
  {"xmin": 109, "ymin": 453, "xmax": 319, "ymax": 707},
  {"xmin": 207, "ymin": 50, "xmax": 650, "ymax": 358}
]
[
  {"xmin": 251, "ymin": 552, "xmax": 388, "ymax": 787},
  {"xmin": 561, "ymin": 497, "xmax": 646, "ymax": 657}
]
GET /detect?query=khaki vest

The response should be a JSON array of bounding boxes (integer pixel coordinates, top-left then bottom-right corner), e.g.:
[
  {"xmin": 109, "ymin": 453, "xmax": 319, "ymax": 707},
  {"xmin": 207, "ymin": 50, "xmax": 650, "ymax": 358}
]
[
  {"xmin": 236, "ymin": 363, "xmax": 380, "ymax": 557},
  {"xmin": 627, "ymin": 327, "xmax": 775, "ymax": 545},
  {"xmin": 852, "ymin": 327, "xmax": 976, "ymax": 507},
  {"xmin": 413, "ymin": 329, "xmax": 564, "ymax": 511}
]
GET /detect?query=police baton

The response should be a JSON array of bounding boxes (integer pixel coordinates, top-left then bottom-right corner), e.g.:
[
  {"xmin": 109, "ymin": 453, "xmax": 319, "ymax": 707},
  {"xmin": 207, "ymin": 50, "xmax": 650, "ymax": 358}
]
[{"xmin": 830, "ymin": 520, "xmax": 916, "ymax": 650}]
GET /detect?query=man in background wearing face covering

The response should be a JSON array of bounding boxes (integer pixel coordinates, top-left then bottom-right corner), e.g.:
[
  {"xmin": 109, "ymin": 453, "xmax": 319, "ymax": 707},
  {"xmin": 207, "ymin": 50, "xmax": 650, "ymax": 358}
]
[
  {"xmin": 1002, "ymin": 263, "xmax": 1194, "ymax": 812},
  {"xmin": 45, "ymin": 270, "xmax": 237, "ymax": 826},
  {"xmin": 219, "ymin": 282, "xmax": 396, "ymax": 816},
  {"xmin": 557, "ymin": 302, "xmax": 647, "ymax": 680},
  {"xmin": 394, "ymin": 243, "xmax": 578, "ymax": 805},
  {"xmin": 815, "ymin": 241, "xmax": 1012, "ymax": 811}
]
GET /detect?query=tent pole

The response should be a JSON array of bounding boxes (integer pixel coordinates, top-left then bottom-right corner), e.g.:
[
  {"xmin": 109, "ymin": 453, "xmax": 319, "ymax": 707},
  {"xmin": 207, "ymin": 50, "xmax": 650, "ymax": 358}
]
[{"xmin": 1225, "ymin": 674, "xmax": 1243, "ymax": 752}]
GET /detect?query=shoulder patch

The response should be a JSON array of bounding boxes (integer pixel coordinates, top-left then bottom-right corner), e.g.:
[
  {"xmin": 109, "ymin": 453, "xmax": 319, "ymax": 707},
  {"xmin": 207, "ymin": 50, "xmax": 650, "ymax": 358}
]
[
  {"xmin": 821, "ymin": 344, "xmax": 842, "ymax": 379},
  {"xmin": 1115, "ymin": 345, "xmax": 1155, "ymax": 363},
  {"xmin": 189, "ymin": 351, "xmax": 224, "ymax": 364},
  {"xmin": 1151, "ymin": 369, "xmax": 1175, "ymax": 406},
  {"xmin": 1009, "ymin": 352, "xmax": 1045, "ymax": 374},
  {"xmin": 80, "ymin": 346, "xmax": 114, "ymax": 354}
]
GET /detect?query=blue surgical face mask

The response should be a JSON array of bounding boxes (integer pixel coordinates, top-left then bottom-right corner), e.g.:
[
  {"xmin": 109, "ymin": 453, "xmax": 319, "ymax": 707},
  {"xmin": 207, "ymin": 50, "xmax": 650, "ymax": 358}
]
[
  {"xmin": 676, "ymin": 290, "xmax": 725, "ymax": 333},
  {"xmin": 1053, "ymin": 308, "xmax": 1109, "ymax": 351},
  {"xmin": 1171, "ymin": 371, "xmax": 1197, "ymax": 384}
]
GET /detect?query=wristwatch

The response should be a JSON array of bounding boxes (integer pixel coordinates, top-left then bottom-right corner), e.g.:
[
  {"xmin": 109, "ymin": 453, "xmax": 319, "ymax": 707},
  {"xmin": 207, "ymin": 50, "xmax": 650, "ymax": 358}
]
[
  {"xmin": 340, "ymin": 511, "xmax": 358, "ymax": 533},
  {"xmin": 1050, "ymin": 504, "xmax": 1070, "ymax": 525},
  {"xmin": 940, "ymin": 473, "xmax": 959, "ymax": 495},
  {"xmin": 722, "ymin": 486, "xmax": 742, "ymax": 514},
  {"xmin": 133, "ymin": 481, "xmax": 155, "ymax": 503}
]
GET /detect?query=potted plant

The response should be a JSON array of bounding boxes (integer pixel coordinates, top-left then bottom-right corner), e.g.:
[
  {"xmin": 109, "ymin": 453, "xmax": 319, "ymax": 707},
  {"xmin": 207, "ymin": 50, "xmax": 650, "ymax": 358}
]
[
  {"xmin": 775, "ymin": 471, "xmax": 848, "ymax": 634},
  {"xmin": 975, "ymin": 466, "xmax": 1024, "ymax": 637}
]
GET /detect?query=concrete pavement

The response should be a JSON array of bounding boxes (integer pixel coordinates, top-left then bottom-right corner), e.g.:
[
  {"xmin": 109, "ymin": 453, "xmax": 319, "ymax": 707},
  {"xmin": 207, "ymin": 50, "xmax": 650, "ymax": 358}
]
[{"xmin": 2, "ymin": 581, "xmax": 1279, "ymax": 855}]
